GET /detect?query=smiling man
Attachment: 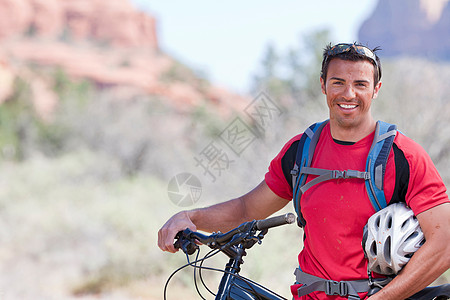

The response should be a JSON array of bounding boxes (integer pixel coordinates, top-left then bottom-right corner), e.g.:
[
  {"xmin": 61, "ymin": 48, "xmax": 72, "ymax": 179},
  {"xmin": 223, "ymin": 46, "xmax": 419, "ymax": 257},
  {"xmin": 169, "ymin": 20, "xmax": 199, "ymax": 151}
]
[
  {"xmin": 320, "ymin": 44, "xmax": 382, "ymax": 142},
  {"xmin": 158, "ymin": 43, "xmax": 450, "ymax": 299}
]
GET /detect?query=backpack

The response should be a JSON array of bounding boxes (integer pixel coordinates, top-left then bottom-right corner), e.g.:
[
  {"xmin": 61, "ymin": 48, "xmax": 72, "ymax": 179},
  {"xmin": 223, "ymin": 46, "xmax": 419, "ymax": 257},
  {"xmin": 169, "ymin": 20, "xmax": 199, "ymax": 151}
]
[{"xmin": 290, "ymin": 120, "xmax": 398, "ymax": 227}]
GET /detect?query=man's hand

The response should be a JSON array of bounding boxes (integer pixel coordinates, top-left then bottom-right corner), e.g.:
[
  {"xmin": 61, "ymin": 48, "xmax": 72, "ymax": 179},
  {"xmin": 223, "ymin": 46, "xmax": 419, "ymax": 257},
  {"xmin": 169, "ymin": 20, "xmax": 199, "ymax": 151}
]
[{"xmin": 158, "ymin": 210, "xmax": 197, "ymax": 253}]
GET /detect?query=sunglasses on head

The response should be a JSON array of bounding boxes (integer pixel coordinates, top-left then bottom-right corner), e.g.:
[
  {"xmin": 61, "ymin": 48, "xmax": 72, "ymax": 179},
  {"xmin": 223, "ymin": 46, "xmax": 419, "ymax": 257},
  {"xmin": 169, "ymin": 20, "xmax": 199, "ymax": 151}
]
[{"xmin": 325, "ymin": 43, "xmax": 381, "ymax": 81}]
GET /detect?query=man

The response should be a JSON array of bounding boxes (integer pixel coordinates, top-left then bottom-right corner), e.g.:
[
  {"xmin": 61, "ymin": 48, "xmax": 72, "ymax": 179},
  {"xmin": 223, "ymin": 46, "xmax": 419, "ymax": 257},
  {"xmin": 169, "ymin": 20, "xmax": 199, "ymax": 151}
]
[{"xmin": 158, "ymin": 43, "xmax": 450, "ymax": 299}]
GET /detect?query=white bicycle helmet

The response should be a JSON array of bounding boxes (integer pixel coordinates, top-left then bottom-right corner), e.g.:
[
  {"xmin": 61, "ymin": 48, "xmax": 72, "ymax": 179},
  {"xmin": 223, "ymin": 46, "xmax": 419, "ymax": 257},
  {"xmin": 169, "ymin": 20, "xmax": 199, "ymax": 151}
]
[{"xmin": 362, "ymin": 202, "xmax": 425, "ymax": 275}]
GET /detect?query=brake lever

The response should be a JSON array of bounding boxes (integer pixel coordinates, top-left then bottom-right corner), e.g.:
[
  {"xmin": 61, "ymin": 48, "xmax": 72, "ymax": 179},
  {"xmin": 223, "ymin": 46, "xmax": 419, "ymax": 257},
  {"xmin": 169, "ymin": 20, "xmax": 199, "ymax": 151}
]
[
  {"xmin": 257, "ymin": 228, "xmax": 269, "ymax": 243},
  {"xmin": 220, "ymin": 225, "xmax": 265, "ymax": 251},
  {"xmin": 241, "ymin": 228, "xmax": 268, "ymax": 248}
]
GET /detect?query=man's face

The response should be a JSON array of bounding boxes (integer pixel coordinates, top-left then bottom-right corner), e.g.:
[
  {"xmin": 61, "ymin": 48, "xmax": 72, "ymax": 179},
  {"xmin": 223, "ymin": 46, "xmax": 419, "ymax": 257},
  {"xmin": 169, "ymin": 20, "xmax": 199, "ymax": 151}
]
[{"xmin": 320, "ymin": 58, "xmax": 381, "ymax": 129}]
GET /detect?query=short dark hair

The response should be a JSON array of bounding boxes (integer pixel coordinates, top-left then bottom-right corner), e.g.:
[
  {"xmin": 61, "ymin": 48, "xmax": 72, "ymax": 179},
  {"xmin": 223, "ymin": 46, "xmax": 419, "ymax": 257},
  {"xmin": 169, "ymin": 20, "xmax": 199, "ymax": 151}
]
[{"xmin": 320, "ymin": 43, "xmax": 382, "ymax": 87}]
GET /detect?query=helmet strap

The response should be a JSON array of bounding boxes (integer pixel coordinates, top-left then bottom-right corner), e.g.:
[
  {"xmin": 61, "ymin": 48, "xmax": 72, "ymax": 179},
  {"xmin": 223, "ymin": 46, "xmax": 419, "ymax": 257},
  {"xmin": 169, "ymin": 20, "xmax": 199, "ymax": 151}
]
[{"xmin": 366, "ymin": 266, "xmax": 395, "ymax": 296}]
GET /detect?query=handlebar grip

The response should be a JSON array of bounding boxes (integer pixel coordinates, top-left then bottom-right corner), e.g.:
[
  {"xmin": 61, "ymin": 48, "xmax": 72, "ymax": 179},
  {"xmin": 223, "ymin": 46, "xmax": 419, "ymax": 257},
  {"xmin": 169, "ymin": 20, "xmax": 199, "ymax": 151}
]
[
  {"xmin": 255, "ymin": 213, "xmax": 296, "ymax": 231},
  {"xmin": 174, "ymin": 229, "xmax": 198, "ymax": 255}
]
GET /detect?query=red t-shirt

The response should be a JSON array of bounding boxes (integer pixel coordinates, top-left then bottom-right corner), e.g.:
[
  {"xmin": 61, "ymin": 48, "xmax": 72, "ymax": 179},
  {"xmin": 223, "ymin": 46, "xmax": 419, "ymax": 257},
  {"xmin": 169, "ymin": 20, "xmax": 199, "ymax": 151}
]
[{"xmin": 265, "ymin": 123, "xmax": 449, "ymax": 300}]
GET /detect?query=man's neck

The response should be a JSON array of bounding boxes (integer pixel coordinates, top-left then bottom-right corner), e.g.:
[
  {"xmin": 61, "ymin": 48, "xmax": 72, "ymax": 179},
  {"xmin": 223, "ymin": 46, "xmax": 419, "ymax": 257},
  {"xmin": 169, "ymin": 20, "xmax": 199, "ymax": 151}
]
[{"xmin": 329, "ymin": 118, "xmax": 376, "ymax": 143}]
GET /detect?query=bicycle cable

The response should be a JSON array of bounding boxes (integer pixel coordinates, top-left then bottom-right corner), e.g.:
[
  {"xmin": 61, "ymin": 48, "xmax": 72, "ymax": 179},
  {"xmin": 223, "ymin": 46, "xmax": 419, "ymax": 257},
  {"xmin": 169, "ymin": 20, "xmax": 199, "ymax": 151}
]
[
  {"xmin": 193, "ymin": 249, "xmax": 206, "ymax": 300},
  {"xmin": 230, "ymin": 272, "xmax": 287, "ymax": 300},
  {"xmin": 167, "ymin": 230, "xmax": 288, "ymax": 300},
  {"xmin": 198, "ymin": 249, "xmax": 218, "ymax": 297},
  {"xmin": 175, "ymin": 251, "xmax": 287, "ymax": 300},
  {"xmin": 163, "ymin": 248, "xmax": 221, "ymax": 300},
  {"xmin": 187, "ymin": 262, "xmax": 265, "ymax": 300}
]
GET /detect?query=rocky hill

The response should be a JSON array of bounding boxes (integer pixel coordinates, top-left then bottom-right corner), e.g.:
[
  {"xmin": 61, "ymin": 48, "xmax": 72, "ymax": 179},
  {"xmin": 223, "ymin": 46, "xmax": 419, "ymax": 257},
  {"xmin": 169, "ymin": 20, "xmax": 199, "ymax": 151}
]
[
  {"xmin": 358, "ymin": 0, "xmax": 450, "ymax": 60},
  {"xmin": 0, "ymin": 0, "xmax": 158, "ymax": 47},
  {"xmin": 0, "ymin": 0, "xmax": 247, "ymax": 119}
]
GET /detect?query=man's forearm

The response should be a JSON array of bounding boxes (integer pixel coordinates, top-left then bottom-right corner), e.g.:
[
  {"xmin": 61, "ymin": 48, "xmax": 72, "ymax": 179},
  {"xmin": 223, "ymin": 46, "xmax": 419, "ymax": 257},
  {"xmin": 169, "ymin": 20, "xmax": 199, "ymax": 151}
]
[
  {"xmin": 187, "ymin": 180, "xmax": 290, "ymax": 233},
  {"xmin": 188, "ymin": 197, "xmax": 249, "ymax": 233},
  {"xmin": 369, "ymin": 240, "xmax": 449, "ymax": 299}
]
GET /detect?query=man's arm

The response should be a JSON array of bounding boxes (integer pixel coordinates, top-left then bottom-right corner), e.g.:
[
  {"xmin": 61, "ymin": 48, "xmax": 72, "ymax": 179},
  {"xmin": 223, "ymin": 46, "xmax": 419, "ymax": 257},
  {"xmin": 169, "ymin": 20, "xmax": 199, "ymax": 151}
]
[
  {"xmin": 157, "ymin": 180, "xmax": 291, "ymax": 253},
  {"xmin": 369, "ymin": 202, "xmax": 450, "ymax": 299}
]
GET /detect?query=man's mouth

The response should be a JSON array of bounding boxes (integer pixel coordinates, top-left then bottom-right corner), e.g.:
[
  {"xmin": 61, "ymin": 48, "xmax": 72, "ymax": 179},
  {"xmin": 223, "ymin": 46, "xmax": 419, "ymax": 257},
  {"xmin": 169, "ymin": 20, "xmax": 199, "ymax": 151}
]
[{"xmin": 338, "ymin": 104, "xmax": 358, "ymax": 109}]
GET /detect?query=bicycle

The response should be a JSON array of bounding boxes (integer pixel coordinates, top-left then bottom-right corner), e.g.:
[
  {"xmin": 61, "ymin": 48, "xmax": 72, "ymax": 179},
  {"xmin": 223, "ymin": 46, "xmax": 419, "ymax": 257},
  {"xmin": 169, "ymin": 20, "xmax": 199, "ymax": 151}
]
[
  {"xmin": 164, "ymin": 212, "xmax": 450, "ymax": 300},
  {"xmin": 164, "ymin": 212, "xmax": 295, "ymax": 300}
]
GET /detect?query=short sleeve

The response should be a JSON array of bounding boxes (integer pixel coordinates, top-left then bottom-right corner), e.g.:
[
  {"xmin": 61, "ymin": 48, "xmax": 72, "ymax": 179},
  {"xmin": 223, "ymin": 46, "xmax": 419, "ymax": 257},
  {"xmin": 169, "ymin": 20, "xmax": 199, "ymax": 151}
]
[
  {"xmin": 397, "ymin": 134, "xmax": 449, "ymax": 215},
  {"xmin": 265, "ymin": 134, "xmax": 301, "ymax": 200}
]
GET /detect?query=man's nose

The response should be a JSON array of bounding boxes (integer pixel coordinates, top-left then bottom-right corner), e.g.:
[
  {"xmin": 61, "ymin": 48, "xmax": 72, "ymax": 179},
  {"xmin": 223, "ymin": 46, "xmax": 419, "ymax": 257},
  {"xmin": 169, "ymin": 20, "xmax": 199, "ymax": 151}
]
[{"xmin": 342, "ymin": 85, "xmax": 356, "ymax": 100}]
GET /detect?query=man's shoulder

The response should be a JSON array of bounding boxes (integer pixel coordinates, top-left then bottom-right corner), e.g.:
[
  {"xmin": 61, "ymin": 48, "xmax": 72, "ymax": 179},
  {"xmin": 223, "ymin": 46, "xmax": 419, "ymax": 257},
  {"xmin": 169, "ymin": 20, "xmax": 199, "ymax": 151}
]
[
  {"xmin": 394, "ymin": 131, "xmax": 430, "ymax": 162},
  {"xmin": 394, "ymin": 131, "xmax": 424, "ymax": 149},
  {"xmin": 287, "ymin": 133, "xmax": 303, "ymax": 145}
]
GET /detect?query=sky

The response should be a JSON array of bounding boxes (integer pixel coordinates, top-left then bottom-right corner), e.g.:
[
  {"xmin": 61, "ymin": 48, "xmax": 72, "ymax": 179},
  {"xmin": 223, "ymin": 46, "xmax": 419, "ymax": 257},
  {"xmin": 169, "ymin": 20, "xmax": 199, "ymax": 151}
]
[{"xmin": 131, "ymin": 0, "xmax": 379, "ymax": 94}]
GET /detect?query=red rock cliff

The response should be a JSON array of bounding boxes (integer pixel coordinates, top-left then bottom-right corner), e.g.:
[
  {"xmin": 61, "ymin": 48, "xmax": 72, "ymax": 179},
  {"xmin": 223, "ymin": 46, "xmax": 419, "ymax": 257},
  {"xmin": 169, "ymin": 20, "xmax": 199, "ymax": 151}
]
[
  {"xmin": 0, "ymin": 0, "xmax": 247, "ymax": 118},
  {"xmin": 0, "ymin": 0, "xmax": 158, "ymax": 48}
]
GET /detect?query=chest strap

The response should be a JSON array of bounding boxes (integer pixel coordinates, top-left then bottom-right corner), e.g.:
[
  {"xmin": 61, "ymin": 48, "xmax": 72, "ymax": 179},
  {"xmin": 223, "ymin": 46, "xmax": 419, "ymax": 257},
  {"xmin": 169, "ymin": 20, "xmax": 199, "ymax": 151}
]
[
  {"xmin": 299, "ymin": 167, "xmax": 370, "ymax": 194},
  {"xmin": 295, "ymin": 268, "xmax": 391, "ymax": 300}
]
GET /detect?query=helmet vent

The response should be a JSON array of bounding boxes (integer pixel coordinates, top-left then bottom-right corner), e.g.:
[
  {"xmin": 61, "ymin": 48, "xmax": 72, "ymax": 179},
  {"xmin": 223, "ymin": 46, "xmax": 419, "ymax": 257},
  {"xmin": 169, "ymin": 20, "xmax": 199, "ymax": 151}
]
[
  {"xmin": 405, "ymin": 231, "xmax": 418, "ymax": 242},
  {"xmin": 375, "ymin": 215, "xmax": 381, "ymax": 228},
  {"xmin": 401, "ymin": 218, "xmax": 410, "ymax": 228},
  {"xmin": 387, "ymin": 215, "xmax": 393, "ymax": 229},
  {"xmin": 370, "ymin": 241, "xmax": 377, "ymax": 256},
  {"xmin": 384, "ymin": 236, "xmax": 392, "ymax": 262}
]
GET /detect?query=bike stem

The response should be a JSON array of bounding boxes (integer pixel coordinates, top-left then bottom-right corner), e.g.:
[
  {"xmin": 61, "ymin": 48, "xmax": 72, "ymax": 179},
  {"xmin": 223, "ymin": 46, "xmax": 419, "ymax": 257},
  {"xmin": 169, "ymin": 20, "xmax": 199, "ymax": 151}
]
[{"xmin": 215, "ymin": 244, "xmax": 247, "ymax": 299}]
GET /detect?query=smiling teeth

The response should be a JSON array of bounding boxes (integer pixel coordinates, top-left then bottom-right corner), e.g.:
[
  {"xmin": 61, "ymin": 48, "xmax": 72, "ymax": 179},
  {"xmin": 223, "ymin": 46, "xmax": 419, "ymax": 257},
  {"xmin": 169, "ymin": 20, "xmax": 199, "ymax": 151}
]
[{"xmin": 339, "ymin": 104, "xmax": 357, "ymax": 109}]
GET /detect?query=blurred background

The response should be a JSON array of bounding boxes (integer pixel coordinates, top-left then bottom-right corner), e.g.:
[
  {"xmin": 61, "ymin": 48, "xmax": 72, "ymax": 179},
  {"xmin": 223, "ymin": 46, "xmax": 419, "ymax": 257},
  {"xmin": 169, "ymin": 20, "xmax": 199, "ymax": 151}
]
[{"xmin": 0, "ymin": 0, "xmax": 449, "ymax": 299}]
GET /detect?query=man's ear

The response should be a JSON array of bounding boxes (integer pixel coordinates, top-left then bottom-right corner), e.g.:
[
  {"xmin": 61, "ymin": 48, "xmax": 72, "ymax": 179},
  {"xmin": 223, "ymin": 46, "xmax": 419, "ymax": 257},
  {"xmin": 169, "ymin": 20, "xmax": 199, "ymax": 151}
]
[
  {"xmin": 372, "ymin": 81, "xmax": 382, "ymax": 99},
  {"xmin": 320, "ymin": 77, "xmax": 326, "ymax": 95}
]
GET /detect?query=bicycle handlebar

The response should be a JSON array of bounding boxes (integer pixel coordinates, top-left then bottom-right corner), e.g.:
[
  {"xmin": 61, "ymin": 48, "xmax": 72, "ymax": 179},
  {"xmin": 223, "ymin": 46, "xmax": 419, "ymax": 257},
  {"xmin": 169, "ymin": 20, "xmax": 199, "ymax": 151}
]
[
  {"xmin": 255, "ymin": 212, "xmax": 296, "ymax": 230},
  {"xmin": 174, "ymin": 213, "xmax": 295, "ymax": 255}
]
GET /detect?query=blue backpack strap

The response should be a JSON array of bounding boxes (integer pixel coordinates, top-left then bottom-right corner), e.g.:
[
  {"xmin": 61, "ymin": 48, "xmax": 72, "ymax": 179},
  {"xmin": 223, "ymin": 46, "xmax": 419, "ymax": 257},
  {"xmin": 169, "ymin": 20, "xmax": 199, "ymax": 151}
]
[
  {"xmin": 291, "ymin": 120, "xmax": 329, "ymax": 227},
  {"xmin": 365, "ymin": 121, "xmax": 397, "ymax": 211}
]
